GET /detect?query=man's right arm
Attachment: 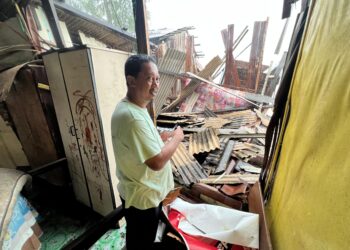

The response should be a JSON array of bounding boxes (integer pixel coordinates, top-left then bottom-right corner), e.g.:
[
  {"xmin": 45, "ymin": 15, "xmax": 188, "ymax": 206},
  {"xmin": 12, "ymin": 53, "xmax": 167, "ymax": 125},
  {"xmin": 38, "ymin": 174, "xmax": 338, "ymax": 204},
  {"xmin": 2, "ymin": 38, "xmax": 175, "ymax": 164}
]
[{"xmin": 145, "ymin": 127, "xmax": 184, "ymax": 171}]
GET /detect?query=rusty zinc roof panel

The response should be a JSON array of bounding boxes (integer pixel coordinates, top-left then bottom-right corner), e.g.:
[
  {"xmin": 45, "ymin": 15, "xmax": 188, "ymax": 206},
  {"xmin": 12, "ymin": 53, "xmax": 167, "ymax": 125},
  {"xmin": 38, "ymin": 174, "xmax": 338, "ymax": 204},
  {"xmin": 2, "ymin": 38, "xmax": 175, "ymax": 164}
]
[
  {"xmin": 155, "ymin": 48, "xmax": 186, "ymax": 115},
  {"xmin": 189, "ymin": 128, "xmax": 220, "ymax": 155},
  {"xmin": 171, "ymin": 143, "xmax": 207, "ymax": 185}
]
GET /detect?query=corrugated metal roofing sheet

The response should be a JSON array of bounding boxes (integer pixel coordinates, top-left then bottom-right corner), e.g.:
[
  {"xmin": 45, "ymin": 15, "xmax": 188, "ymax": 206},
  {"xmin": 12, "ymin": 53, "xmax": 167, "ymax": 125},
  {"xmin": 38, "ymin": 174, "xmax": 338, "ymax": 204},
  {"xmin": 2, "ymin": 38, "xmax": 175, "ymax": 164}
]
[
  {"xmin": 203, "ymin": 117, "xmax": 232, "ymax": 129},
  {"xmin": 232, "ymin": 142, "xmax": 264, "ymax": 161},
  {"xmin": 202, "ymin": 137, "xmax": 230, "ymax": 173},
  {"xmin": 149, "ymin": 27, "xmax": 194, "ymax": 42},
  {"xmin": 189, "ymin": 128, "xmax": 220, "ymax": 155},
  {"xmin": 155, "ymin": 48, "xmax": 186, "ymax": 115},
  {"xmin": 218, "ymin": 110, "xmax": 258, "ymax": 128},
  {"xmin": 171, "ymin": 143, "xmax": 207, "ymax": 185}
]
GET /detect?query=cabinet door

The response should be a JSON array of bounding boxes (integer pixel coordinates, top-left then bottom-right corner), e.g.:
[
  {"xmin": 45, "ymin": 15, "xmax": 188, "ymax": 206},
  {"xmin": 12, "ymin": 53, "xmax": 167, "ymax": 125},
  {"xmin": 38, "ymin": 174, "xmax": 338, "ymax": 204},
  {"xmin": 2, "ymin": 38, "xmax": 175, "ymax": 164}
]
[
  {"xmin": 89, "ymin": 48, "xmax": 131, "ymax": 207},
  {"xmin": 43, "ymin": 52, "xmax": 91, "ymax": 208},
  {"xmin": 59, "ymin": 49, "xmax": 114, "ymax": 216}
]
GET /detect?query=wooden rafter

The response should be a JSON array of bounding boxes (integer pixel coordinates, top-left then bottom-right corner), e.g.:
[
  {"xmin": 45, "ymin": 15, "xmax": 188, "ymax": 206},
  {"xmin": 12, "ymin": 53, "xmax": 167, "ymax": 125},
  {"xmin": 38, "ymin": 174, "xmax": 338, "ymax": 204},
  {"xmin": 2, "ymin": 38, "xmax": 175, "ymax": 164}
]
[
  {"xmin": 247, "ymin": 19, "xmax": 269, "ymax": 93},
  {"xmin": 222, "ymin": 24, "xmax": 241, "ymax": 89}
]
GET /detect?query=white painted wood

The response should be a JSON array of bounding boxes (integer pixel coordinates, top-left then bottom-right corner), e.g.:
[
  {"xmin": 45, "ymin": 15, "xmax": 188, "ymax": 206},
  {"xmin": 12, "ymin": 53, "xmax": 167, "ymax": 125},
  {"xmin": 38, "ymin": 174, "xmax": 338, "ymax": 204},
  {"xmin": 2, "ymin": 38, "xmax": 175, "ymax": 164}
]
[
  {"xmin": 0, "ymin": 116, "xmax": 28, "ymax": 168},
  {"xmin": 43, "ymin": 52, "xmax": 90, "ymax": 208},
  {"xmin": 59, "ymin": 49, "xmax": 114, "ymax": 216},
  {"xmin": 89, "ymin": 48, "xmax": 131, "ymax": 207}
]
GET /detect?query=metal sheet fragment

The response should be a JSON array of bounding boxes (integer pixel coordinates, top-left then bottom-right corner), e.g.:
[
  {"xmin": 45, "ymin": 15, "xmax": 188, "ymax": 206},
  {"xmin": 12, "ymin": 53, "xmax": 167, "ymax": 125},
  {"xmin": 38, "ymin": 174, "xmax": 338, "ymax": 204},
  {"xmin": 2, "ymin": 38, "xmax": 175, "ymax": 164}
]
[
  {"xmin": 189, "ymin": 128, "xmax": 220, "ymax": 155},
  {"xmin": 171, "ymin": 143, "xmax": 207, "ymax": 185},
  {"xmin": 155, "ymin": 48, "xmax": 186, "ymax": 115}
]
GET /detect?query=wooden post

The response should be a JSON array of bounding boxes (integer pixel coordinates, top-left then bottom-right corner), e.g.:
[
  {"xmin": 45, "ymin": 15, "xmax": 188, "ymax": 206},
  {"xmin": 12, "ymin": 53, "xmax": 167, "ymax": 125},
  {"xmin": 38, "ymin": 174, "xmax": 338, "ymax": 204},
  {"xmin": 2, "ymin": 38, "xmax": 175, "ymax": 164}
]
[
  {"xmin": 247, "ymin": 20, "xmax": 269, "ymax": 93},
  {"xmin": 222, "ymin": 25, "xmax": 241, "ymax": 89},
  {"xmin": 185, "ymin": 36, "xmax": 194, "ymax": 73},
  {"xmin": 132, "ymin": 0, "xmax": 156, "ymax": 122},
  {"xmin": 132, "ymin": 0, "xmax": 150, "ymax": 54},
  {"xmin": 42, "ymin": 0, "xmax": 65, "ymax": 48}
]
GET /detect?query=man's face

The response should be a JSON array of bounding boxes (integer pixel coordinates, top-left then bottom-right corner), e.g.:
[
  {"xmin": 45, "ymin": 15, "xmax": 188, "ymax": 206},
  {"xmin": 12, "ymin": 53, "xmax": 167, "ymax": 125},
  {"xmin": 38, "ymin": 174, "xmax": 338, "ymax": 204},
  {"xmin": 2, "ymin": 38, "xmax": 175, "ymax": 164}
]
[{"xmin": 128, "ymin": 62, "xmax": 160, "ymax": 103}]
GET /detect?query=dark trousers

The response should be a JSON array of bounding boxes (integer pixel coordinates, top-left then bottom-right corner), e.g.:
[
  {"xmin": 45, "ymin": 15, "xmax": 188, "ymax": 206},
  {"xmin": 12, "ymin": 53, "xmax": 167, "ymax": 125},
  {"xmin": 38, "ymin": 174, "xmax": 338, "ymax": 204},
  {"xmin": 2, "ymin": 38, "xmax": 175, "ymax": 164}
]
[{"xmin": 121, "ymin": 198, "xmax": 162, "ymax": 250}]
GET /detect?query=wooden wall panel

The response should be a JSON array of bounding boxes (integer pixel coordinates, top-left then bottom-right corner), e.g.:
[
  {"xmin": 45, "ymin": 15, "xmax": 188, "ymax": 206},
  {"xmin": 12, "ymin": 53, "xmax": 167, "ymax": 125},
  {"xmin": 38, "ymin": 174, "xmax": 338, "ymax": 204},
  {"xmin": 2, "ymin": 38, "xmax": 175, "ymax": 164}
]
[
  {"xmin": 5, "ymin": 67, "xmax": 58, "ymax": 167},
  {"xmin": 35, "ymin": 65, "xmax": 65, "ymax": 158}
]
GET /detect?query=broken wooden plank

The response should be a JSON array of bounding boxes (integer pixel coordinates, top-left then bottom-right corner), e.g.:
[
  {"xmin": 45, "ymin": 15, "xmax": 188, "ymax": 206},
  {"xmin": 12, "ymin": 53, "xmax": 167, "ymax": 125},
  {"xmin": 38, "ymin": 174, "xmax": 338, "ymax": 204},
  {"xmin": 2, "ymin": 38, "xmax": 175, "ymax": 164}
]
[
  {"xmin": 255, "ymin": 108, "xmax": 270, "ymax": 126},
  {"xmin": 225, "ymin": 159, "xmax": 236, "ymax": 175},
  {"xmin": 200, "ymin": 173, "xmax": 260, "ymax": 184},
  {"xmin": 221, "ymin": 133, "xmax": 266, "ymax": 139},
  {"xmin": 220, "ymin": 183, "xmax": 249, "ymax": 196},
  {"xmin": 5, "ymin": 67, "xmax": 58, "ymax": 167},
  {"xmin": 191, "ymin": 183, "xmax": 242, "ymax": 210}
]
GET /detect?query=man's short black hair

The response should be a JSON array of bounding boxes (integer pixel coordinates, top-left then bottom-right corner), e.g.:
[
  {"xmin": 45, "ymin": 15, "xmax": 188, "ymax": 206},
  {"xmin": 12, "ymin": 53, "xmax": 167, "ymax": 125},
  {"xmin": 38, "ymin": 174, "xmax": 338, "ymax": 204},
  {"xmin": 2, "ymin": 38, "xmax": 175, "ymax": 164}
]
[{"xmin": 124, "ymin": 54, "xmax": 156, "ymax": 78}]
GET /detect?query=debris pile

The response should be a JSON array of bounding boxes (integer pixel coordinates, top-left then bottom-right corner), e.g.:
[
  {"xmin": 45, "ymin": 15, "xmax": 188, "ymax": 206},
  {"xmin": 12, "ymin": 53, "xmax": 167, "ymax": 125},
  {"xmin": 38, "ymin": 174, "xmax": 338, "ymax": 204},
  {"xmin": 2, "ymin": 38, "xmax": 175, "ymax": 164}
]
[
  {"xmin": 157, "ymin": 107, "xmax": 272, "ymax": 249},
  {"xmin": 157, "ymin": 106, "xmax": 271, "ymax": 210},
  {"xmin": 153, "ymin": 20, "xmax": 277, "ymax": 206},
  {"xmin": 151, "ymin": 19, "xmax": 280, "ymax": 249}
]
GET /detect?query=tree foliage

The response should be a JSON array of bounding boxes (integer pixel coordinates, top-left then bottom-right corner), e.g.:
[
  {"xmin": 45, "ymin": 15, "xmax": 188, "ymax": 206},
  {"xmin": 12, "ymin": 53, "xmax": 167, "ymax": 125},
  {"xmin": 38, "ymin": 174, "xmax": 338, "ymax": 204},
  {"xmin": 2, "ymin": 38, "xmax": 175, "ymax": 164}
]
[{"xmin": 64, "ymin": 0, "xmax": 135, "ymax": 33}]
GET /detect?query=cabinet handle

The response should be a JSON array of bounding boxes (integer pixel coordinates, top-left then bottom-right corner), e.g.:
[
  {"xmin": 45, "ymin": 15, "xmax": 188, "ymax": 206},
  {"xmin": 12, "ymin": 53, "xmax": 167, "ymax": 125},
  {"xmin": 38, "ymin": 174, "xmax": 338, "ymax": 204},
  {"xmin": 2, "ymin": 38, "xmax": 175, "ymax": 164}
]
[
  {"xmin": 69, "ymin": 126, "xmax": 81, "ymax": 140},
  {"xmin": 69, "ymin": 125, "xmax": 76, "ymax": 136}
]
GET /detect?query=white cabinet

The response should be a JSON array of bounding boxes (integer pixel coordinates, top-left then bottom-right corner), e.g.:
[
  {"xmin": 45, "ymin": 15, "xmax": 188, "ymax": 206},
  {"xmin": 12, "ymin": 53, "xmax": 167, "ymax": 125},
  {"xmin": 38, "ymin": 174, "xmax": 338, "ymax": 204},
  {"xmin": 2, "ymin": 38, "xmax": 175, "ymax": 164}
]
[{"xmin": 43, "ymin": 47, "xmax": 131, "ymax": 215}]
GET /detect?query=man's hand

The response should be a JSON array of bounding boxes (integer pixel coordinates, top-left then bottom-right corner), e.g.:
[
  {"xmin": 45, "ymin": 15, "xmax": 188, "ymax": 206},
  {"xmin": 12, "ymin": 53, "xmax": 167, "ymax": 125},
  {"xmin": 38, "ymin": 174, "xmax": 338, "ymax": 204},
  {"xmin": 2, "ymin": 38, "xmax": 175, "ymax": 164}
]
[
  {"xmin": 160, "ymin": 131, "xmax": 173, "ymax": 142},
  {"xmin": 145, "ymin": 126, "xmax": 184, "ymax": 171},
  {"xmin": 160, "ymin": 127, "xmax": 184, "ymax": 143},
  {"xmin": 173, "ymin": 126, "xmax": 184, "ymax": 142}
]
